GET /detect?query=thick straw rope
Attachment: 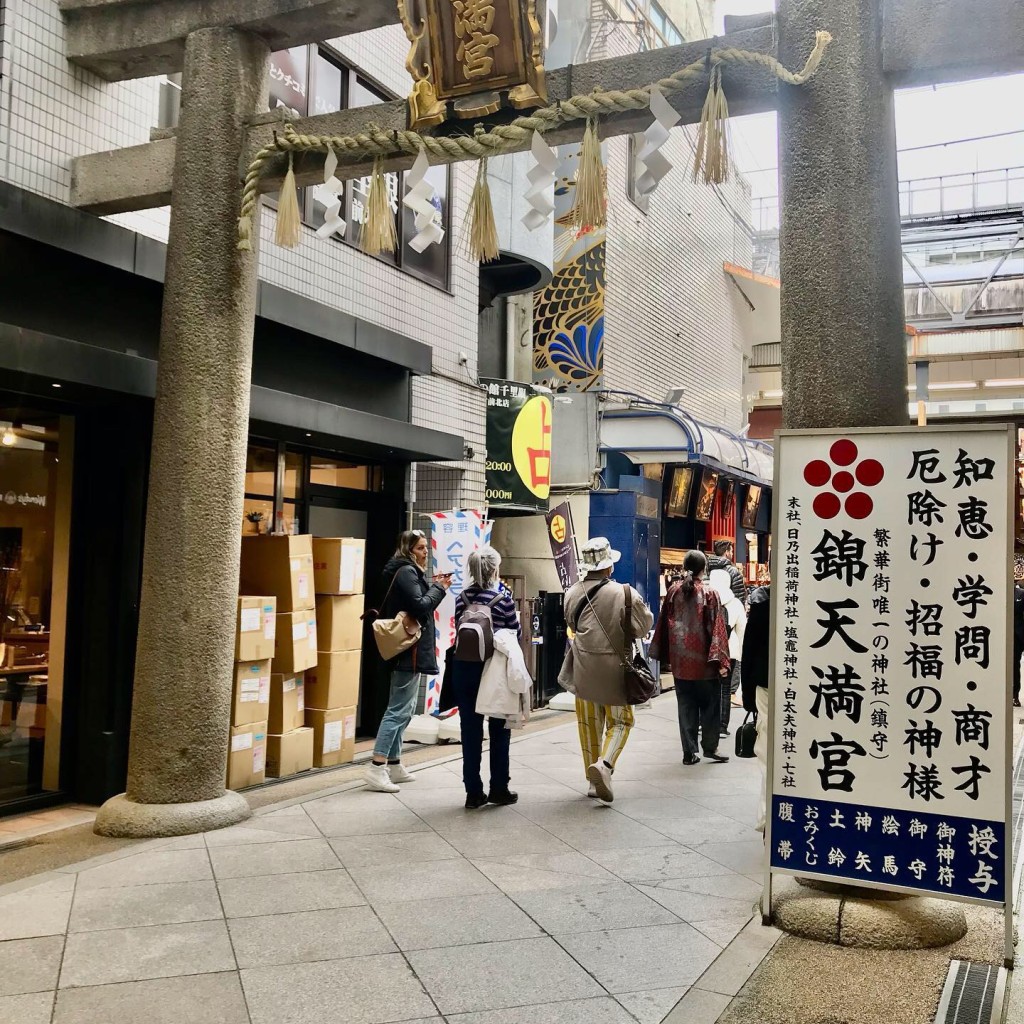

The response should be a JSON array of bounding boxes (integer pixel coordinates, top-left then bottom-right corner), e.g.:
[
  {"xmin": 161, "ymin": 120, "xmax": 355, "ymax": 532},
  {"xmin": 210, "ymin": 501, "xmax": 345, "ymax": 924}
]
[{"xmin": 238, "ymin": 30, "xmax": 832, "ymax": 249}]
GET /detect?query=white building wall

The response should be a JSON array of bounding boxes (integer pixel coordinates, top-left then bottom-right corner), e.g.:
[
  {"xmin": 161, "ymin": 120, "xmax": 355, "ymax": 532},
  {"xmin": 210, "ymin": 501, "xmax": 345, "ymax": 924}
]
[{"xmin": 0, "ymin": 3, "xmax": 486, "ymax": 504}]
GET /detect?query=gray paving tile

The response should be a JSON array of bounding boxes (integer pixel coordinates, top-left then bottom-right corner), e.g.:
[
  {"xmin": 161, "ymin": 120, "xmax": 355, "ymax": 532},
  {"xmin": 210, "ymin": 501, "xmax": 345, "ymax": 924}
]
[
  {"xmin": 406, "ymin": 804, "xmax": 530, "ymax": 832},
  {"xmin": 0, "ymin": 936, "xmax": 63, "ymax": 996},
  {"xmin": 59, "ymin": 920, "xmax": 236, "ymax": 988},
  {"xmin": 74, "ymin": 849, "xmax": 213, "ymax": 890},
  {"xmin": 347, "ymin": 857, "xmax": 497, "ymax": 905},
  {"xmin": 690, "ymin": 918, "xmax": 781, "ymax": 997},
  {"xmin": 0, "ymin": 992, "xmax": 52, "ymax": 1024},
  {"xmin": 374, "ymin": 892, "xmax": 543, "ymax": 951},
  {"xmin": 241, "ymin": 953, "xmax": 435, "ymax": 1024},
  {"xmin": 69, "ymin": 880, "xmax": 223, "ymax": 932},
  {"xmin": 694, "ymin": 840, "xmax": 767, "ymax": 876},
  {"xmin": 228, "ymin": 905, "xmax": 395, "ymax": 967},
  {"xmin": 510, "ymin": 882, "xmax": 681, "ymax": 934},
  {"xmin": 328, "ymin": 831, "xmax": 460, "ymax": 868},
  {"xmin": 407, "ymin": 936, "xmax": 602, "ymax": 1015},
  {"xmin": 547, "ymin": 816, "xmax": 681, "ymax": 853},
  {"xmin": 217, "ymin": 867, "xmax": 364, "ymax": 918},
  {"xmin": 636, "ymin": 882, "xmax": 760, "ymax": 925},
  {"xmin": 0, "ymin": 889, "xmax": 72, "ymax": 940},
  {"xmin": 689, "ymin": 913, "xmax": 753, "ymax": 947},
  {"xmin": 556, "ymin": 922, "xmax": 721, "ymax": 993},
  {"xmin": 446, "ymin": 996, "xmax": 636, "ymax": 1024},
  {"xmin": 470, "ymin": 851, "xmax": 618, "ymax": 894},
  {"xmin": 615, "ymin": 987, "xmax": 689, "ymax": 1024},
  {"xmin": 51, "ymin": 972, "xmax": 249, "ymax": 1024},
  {"xmin": 641, "ymin": 815, "xmax": 758, "ymax": 845},
  {"xmin": 612, "ymin": 796, "xmax": 723, "ymax": 820},
  {"xmin": 648, "ymin": 873, "xmax": 763, "ymax": 900},
  {"xmin": 242, "ymin": 807, "xmax": 321, "ymax": 837},
  {"xmin": 662, "ymin": 987, "xmax": 732, "ymax": 1024},
  {"xmin": 587, "ymin": 845, "xmax": 737, "ymax": 883},
  {"xmin": 209, "ymin": 837, "xmax": 339, "ymax": 879},
  {"xmin": 206, "ymin": 823, "xmax": 313, "ymax": 847},
  {"xmin": 686, "ymin": 794, "xmax": 760, "ymax": 823},
  {"xmin": 307, "ymin": 807, "xmax": 432, "ymax": 838},
  {"xmin": 439, "ymin": 825, "xmax": 573, "ymax": 858}
]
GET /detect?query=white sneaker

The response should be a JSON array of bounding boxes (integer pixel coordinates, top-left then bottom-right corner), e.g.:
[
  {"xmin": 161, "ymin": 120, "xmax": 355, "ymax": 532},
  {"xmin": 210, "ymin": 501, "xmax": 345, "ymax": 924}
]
[
  {"xmin": 364, "ymin": 764, "xmax": 400, "ymax": 793},
  {"xmin": 389, "ymin": 763, "xmax": 416, "ymax": 784},
  {"xmin": 587, "ymin": 783, "xmax": 598, "ymax": 798},
  {"xmin": 586, "ymin": 760, "xmax": 614, "ymax": 803}
]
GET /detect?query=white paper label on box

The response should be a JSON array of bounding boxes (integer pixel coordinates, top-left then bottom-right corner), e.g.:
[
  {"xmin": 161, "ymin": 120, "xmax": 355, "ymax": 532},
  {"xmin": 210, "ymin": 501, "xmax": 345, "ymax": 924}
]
[
  {"xmin": 263, "ymin": 612, "xmax": 275, "ymax": 640},
  {"xmin": 283, "ymin": 677, "xmax": 296, "ymax": 692},
  {"xmin": 344, "ymin": 715, "xmax": 356, "ymax": 740},
  {"xmin": 323, "ymin": 720, "xmax": 342, "ymax": 753},
  {"xmin": 231, "ymin": 733, "xmax": 253, "ymax": 752},
  {"xmin": 239, "ymin": 607, "xmax": 261, "ymax": 633},
  {"xmin": 258, "ymin": 676, "xmax": 270, "ymax": 704},
  {"xmin": 308, "ymin": 622, "xmax": 318, "ymax": 648},
  {"xmin": 290, "ymin": 558, "xmax": 300, "ymax": 571},
  {"xmin": 239, "ymin": 680, "xmax": 260, "ymax": 701},
  {"xmin": 340, "ymin": 545, "xmax": 357, "ymax": 592},
  {"xmin": 298, "ymin": 573, "xmax": 310, "ymax": 600},
  {"xmin": 297, "ymin": 685, "xmax": 305, "ymax": 712},
  {"xmin": 252, "ymin": 744, "xmax": 266, "ymax": 773},
  {"xmin": 292, "ymin": 621, "xmax": 308, "ymax": 641}
]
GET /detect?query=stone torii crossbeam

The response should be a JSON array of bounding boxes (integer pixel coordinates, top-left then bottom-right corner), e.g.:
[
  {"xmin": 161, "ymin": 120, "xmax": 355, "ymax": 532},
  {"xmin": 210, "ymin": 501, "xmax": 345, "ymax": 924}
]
[{"xmin": 58, "ymin": 0, "xmax": 1024, "ymax": 839}]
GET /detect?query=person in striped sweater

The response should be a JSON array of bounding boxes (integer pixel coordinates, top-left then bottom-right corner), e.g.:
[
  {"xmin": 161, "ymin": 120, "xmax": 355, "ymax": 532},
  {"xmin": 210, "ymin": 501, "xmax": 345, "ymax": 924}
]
[{"xmin": 453, "ymin": 547, "xmax": 521, "ymax": 809}]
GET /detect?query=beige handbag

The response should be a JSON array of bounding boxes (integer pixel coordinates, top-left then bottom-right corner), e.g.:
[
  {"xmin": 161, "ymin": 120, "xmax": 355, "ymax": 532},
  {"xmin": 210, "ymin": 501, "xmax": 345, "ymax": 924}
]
[{"xmin": 369, "ymin": 570, "xmax": 422, "ymax": 660}]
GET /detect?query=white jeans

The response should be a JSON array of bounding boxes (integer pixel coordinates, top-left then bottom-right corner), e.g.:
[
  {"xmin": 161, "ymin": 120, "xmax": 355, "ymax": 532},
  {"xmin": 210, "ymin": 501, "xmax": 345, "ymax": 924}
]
[{"xmin": 755, "ymin": 686, "xmax": 769, "ymax": 832}]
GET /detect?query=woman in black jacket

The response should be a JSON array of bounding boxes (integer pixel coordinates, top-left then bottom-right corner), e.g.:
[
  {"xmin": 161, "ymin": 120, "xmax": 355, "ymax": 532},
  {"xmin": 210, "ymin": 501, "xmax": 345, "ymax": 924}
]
[
  {"xmin": 364, "ymin": 530, "xmax": 451, "ymax": 793},
  {"xmin": 741, "ymin": 585, "xmax": 770, "ymax": 831}
]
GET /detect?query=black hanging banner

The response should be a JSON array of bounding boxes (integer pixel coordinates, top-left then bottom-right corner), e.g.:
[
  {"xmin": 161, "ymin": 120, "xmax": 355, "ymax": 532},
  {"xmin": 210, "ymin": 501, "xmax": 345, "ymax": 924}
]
[
  {"xmin": 545, "ymin": 501, "xmax": 579, "ymax": 590},
  {"xmin": 482, "ymin": 378, "xmax": 553, "ymax": 512}
]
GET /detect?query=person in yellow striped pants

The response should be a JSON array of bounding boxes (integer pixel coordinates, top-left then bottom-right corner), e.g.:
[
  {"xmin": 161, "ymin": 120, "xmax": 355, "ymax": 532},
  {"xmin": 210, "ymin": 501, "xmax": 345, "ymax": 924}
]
[{"xmin": 560, "ymin": 539, "xmax": 653, "ymax": 803}]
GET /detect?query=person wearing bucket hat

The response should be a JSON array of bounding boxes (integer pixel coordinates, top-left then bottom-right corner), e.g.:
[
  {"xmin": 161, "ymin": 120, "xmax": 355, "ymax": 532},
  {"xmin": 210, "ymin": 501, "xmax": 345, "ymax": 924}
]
[{"xmin": 559, "ymin": 538, "xmax": 654, "ymax": 802}]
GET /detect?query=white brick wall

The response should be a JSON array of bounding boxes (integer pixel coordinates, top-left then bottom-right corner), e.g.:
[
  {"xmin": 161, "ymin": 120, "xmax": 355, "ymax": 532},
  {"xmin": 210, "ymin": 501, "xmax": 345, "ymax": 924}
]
[{"xmin": 0, "ymin": 4, "xmax": 486, "ymax": 506}]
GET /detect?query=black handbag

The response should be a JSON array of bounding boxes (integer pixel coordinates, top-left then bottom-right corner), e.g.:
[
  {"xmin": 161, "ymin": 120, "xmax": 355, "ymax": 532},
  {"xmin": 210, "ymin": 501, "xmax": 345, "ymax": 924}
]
[{"xmin": 735, "ymin": 711, "xmax": 757, "ymax": 758}]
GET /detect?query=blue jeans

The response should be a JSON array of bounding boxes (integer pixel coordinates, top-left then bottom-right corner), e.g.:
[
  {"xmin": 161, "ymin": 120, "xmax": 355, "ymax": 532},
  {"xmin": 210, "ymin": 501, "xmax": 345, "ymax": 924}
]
[
  {"xmin": 453, "ymin": 661, "xmax": 511, "ymax": 797},
  {"xmin": 373, "ymin": 670, "xmax": 425, "ymax": 759}
]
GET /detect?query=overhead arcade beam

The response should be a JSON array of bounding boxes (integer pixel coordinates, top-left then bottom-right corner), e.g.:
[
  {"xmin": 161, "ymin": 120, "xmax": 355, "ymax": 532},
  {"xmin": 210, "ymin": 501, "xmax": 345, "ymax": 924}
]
[{"xmin": 59, "ymin": 0, "xmax": 404, "ymax": 81}]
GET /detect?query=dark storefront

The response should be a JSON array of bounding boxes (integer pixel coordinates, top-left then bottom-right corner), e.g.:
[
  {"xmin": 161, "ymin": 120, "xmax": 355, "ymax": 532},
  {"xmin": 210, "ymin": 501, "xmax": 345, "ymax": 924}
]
[{"xmin": 0, "ymin": 183, "xmax": 462, "ymax": 815}]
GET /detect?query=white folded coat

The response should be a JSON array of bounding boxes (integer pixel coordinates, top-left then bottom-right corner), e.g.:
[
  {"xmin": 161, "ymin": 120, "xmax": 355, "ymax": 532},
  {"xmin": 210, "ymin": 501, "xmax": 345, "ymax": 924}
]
[{"xmin": 477, "ymin": 628, "xmax": 532, "ymax": 728}]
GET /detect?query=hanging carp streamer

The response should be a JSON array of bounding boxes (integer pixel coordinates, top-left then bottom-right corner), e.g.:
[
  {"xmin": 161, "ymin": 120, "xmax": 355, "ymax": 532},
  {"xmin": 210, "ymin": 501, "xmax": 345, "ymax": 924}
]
[{"xmin": 238, "ymin": 31, "xmax": 832, "ymax": 249}]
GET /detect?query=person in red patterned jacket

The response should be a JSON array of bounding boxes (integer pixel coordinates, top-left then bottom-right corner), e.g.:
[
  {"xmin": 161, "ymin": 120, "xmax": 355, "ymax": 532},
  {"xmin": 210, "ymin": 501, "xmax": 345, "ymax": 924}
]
[{"xmin": 651, "ymin": 549, "xmax": 732, "ymax": 765}]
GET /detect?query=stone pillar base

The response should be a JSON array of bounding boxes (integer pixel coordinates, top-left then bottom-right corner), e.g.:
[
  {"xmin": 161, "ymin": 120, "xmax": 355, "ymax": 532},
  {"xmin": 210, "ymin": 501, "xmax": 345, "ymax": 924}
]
[
  {"xmin": 94, "ymin": 791, "xmax": 251, "ymax": 838},
  {"xmin": 767, "ymin": 878, "xmax": 967, "ymax": 949}
]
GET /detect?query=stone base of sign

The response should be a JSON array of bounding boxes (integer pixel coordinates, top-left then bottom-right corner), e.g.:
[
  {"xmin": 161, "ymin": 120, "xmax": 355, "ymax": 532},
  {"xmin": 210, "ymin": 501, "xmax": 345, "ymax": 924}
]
[
  {"xmin": 768, "ymin": 877, "xmax": 968, "ymax": 949},
  {"xmin": 94, "ymin": 791, "xmax": 251, "ymax": 838}
]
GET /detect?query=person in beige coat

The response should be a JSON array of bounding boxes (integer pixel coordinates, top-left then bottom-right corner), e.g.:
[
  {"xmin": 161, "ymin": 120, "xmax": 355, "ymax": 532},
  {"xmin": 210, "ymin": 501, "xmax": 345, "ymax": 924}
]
[{"xmin": 559, "ymin": 538, "xmax": 654, "ymax": 803}]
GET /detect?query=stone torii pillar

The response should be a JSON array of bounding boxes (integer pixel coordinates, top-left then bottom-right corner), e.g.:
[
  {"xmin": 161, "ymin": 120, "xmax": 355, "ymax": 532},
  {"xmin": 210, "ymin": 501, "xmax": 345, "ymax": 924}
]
[{"xmin": 95, "ymin": 26, "xmax": 269, "ymax": 836}]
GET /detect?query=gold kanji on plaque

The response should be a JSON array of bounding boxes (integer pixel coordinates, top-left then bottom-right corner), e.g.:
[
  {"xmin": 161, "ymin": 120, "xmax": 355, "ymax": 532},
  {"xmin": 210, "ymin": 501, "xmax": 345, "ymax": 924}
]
[{"xmin": 399, "ymin": 0, "xmax": 547, "ymax": 129}]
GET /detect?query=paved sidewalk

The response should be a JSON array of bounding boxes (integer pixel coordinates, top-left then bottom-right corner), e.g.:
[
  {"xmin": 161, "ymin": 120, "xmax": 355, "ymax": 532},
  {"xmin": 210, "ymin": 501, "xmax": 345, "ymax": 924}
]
[{"xmin": 0, "ymin": 695, "xmax": 765, "ymax": 1024}]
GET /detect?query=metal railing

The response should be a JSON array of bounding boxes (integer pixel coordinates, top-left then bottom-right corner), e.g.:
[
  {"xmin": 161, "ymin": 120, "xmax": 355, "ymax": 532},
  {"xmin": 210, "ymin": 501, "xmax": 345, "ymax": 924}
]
[{"xmin": 751, "ymin": 167, "xmax": 1024, "ymax": 234}]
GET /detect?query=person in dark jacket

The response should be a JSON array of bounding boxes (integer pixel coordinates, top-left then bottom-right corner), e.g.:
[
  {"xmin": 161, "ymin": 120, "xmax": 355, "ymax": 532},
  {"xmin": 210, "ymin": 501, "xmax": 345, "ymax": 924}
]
[
  {"xmin": 707, "ymin": 540, "xmax": 747, "ymax": 605},
  {"xmin": 741, "ymin": 585, "xmax": 770, "ymax": 831},
  {"xmin": 364, "ymin": 530, "xmax": 451, "ymax": 793},
  {"xmin": 1014, "ymin": 560, "xmax": 1024, "ymax": 708}
]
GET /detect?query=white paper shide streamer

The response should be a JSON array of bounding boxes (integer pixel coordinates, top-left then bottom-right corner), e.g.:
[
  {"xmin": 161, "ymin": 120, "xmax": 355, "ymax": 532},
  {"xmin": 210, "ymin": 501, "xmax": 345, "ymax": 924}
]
[
  {"xmin": 635, "ymin": 87, "xmax": 680, "ymax": 196},
  {"xmin": 521, "ymin": 131, "xmax": 558, "ymax": 231},
  {"xmin": 402, "ymin": 148, "xmax": 445, "ymax": 253},
  {"xmin": 315, "ymin": 146, "xmax": 346, "ymax": 239}
]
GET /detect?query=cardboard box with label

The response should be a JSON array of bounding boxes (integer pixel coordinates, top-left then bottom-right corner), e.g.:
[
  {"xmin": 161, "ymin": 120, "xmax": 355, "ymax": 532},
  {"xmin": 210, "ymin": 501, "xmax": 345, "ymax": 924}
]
[
  {"xmin": 227, "ymin": 720, "xmax": 267, "ymax": 790},
  {"xmin": 315, "ymin": 594, "xmax": 365, "ymax": 652},
  {"xmin": 232, "ymin": 660, "xmax": 272, "ymax": 726},
  {"xmin": 266, "ymin": 727, "xmax": 314, "ymax": 778},
  {"xmin": 268, "ymin": 673, "xmax": 305, "ymax": 734},
  {"xmin": 304, "ymin": 650, "xmax": 361, "ymax": 710},
  {"xmin": 312, "ymin": 538, "xmax": 366, "ymax": 596},
  {"xmin": 235, "ymin": 595, "xmax": 277, "ymax": 661},
  {"xmin": 305, "ymin": 705, "xmax": 356, "ymax": 768},
  {"xmin": 240, "ymin": 535, "xmax": 315, "ymax": 612},
  {"xmin": 273, "ymin": 610, "xmax": 318, "ymax": 675}
]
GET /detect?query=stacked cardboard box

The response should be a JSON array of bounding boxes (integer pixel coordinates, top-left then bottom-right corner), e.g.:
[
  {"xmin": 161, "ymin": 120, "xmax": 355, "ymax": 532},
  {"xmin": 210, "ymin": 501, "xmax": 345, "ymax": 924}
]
[
  {"xmin": 307, "ymin": 538, "xmax": 365, "ymax": 767},
  {"xmin": 227, "ymin": 596, "xmax": 275, "ymax": 790},
  {"xmin": 239, "ymin": 536, "xmax": 319, "ymax": 780}
]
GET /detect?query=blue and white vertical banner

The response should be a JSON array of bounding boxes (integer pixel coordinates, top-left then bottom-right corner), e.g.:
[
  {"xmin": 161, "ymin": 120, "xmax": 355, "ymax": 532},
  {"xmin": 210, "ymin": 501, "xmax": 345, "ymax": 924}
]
[
  {"xmin": 427, "ymin": 509, "xmax": 492, "ymax": 715},
  {"xmin": 769, "ymin": 426, "xmax": 1012, "ymax": 904}
]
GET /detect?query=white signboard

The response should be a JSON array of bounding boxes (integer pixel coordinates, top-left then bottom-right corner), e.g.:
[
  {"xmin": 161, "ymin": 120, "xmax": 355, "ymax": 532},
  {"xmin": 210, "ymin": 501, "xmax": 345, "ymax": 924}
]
[{"xmin": 768, "ymin": 426, "xmax": 1012, "ymax": 908}]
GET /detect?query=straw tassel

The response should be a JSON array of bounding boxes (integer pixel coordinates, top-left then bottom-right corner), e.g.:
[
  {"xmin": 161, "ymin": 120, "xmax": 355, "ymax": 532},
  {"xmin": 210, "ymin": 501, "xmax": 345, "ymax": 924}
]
[
  {"xmin": 275, "ymin": 152, "xmax": 302, "ymax": 248},
  {"xmin": 571, "ymin": 118, "xmax": 606, "ymax": 229},
  {"xmin": 693, "ymin": 64, "xmax": 730, "ymax": 185},
  {"xmin": 467, "ymin": 158, "xmax": 500, "ymax": 263},
  {"xmin": 362, "ymin": 157, "xmax": 398, "ymax": 255}
]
